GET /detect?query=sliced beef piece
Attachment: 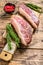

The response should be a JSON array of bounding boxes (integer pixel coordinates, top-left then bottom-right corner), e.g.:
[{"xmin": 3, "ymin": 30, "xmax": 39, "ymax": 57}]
[
  {"xmin": 19, "ymin": 3, "xmax": 39, "ymax": 29},
  {"xmin": 11, "ymin": 15, "xmax": 33, "ymax": 46}
]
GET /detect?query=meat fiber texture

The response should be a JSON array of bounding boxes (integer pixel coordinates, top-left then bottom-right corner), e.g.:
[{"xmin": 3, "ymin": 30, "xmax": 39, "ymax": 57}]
[
  {"xmin": 19, "ymin": 3, "xmax": 39, "ymax": 29},
  {"xmin": 11, "ymin": 15, "xmax": 33, "ymax": 46}
]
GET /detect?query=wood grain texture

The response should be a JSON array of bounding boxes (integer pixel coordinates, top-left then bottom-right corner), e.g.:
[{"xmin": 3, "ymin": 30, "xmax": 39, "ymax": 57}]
[{"xmin": 0, "ymin": 0, "xmax": 43, "ymax": 65}]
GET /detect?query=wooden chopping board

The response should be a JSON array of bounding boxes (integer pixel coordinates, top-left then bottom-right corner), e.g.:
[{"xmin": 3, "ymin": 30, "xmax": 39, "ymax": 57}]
[{"xmin": 0, "ymin": 0, "xmax": 43, "ymax": 65}]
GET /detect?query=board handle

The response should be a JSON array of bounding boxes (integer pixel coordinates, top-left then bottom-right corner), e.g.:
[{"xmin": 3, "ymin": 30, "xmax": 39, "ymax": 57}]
[{"xmin": 0, "ymin": 51, "xmax": 12, "ymax": 61}]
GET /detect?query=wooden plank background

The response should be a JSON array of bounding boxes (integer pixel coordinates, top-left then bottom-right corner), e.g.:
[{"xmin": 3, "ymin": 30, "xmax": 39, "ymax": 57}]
[{"xmin": 0, "ymin": 0, "xmax": 43, "ymax": 65}]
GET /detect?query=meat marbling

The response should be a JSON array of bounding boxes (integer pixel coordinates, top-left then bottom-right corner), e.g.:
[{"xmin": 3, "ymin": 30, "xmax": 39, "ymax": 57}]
[
  {"xmin": 11, "ymin": 15, "xmax": 32, "ymax": 46},
  {"xmin": 19, "ymin": 3, "xmax": 39, "ymax": 29}
]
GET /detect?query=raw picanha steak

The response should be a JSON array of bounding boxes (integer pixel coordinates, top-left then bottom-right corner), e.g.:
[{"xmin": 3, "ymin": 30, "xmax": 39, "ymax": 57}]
[
  {"xmin": 19, "ymin": 3, "xmax": 39, "ymax": 29},
  {"xmin": 11, "ymin": 15, "xmax": 33, "ymax": 46}
]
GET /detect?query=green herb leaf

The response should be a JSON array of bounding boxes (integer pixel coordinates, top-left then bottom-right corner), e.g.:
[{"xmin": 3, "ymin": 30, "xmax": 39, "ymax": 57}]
[
  {"xmin": 6, "ymin": 24, "xmax": 20, "ymax": 48},
  {"xmin": 26, "ymin": 3, "xmax": 42, "ymax": 13},
  {"xmin": 6, "ymin": 33, "xmax": 12, "ymax": 50}
]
